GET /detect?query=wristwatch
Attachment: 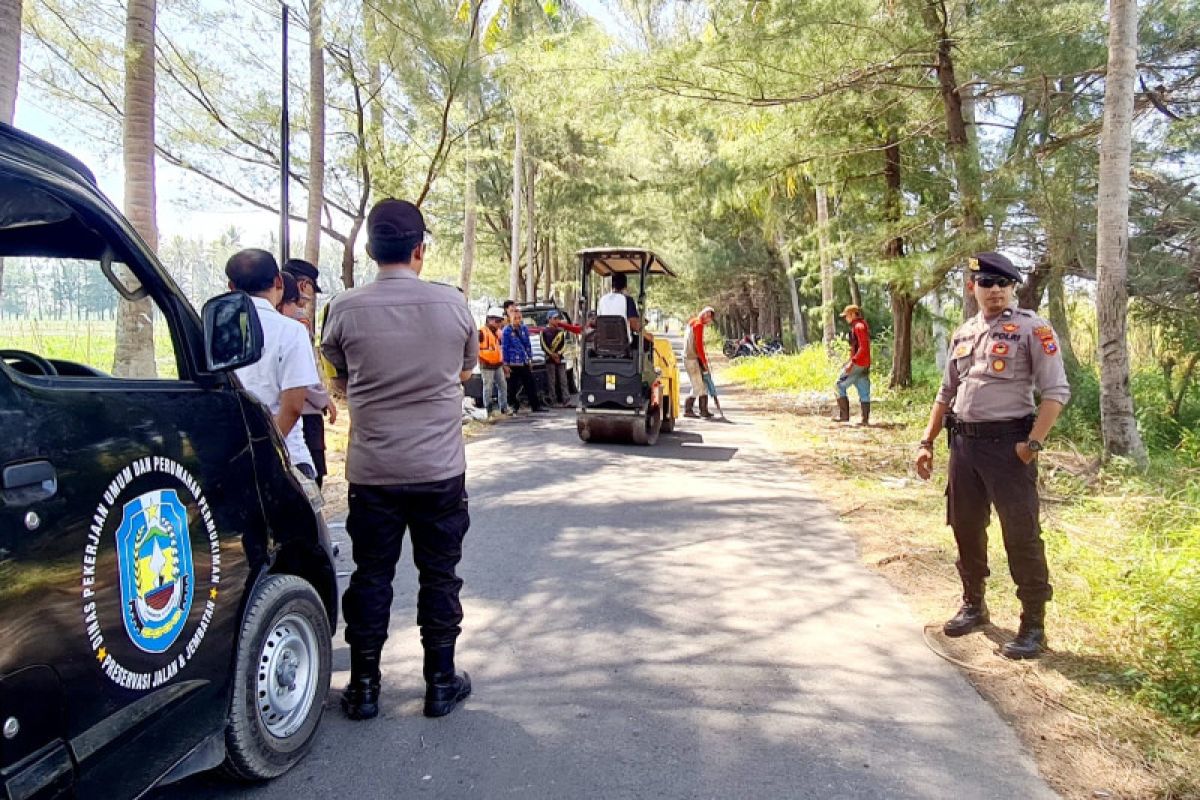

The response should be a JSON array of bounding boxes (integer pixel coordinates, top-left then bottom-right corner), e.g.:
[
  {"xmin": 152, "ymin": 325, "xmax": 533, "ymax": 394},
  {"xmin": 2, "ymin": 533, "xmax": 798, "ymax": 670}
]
[
  {"xmin": 918, "ymin": 439, "xmax": 934, "ymax": 450},
  {"xmin": 1026, "ymin": 439, "xmax": 1043, "ymax": 453}
]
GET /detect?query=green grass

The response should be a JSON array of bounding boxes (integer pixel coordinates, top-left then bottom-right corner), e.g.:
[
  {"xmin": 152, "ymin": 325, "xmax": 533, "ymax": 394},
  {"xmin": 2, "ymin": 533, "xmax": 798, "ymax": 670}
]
[
  {"xmin": 728, "ymin": 344, "xmax": 1200, "ymax": 734},
  {"xmin": 1, "ymin": 318, "xmax": 180, "ymax": 378}
]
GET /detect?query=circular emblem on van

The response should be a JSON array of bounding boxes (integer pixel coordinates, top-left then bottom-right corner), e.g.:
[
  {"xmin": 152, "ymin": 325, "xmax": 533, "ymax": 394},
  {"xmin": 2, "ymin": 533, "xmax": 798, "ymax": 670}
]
[
  {"xmin": 117, "ymin": 489, "xmax": 194, "ymax": 653},
  {"xmin": 80, "ymin": 456, "xmax": 222, "ymax": 692}
]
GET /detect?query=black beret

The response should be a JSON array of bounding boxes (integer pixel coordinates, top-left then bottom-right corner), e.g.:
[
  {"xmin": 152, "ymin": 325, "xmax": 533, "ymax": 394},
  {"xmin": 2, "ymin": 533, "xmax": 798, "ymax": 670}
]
[
  {"xmin": 283, "ymin": 258, "xmax": 324, "ymax": 293},
  {"xmin": 967, "ymin": 252, "xmax": 1021, "ymax": 282}
]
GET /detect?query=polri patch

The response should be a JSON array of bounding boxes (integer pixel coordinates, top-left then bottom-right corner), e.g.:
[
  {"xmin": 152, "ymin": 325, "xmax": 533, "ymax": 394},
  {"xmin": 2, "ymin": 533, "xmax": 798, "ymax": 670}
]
[
  {"xmin": 1002, "ymin": 323, "xmax": 1018, "ymax": 333},
  {"xmin": 992, "ymin": 342, "xmax": 1010, "ymax": 356},
  {"xmin": 1042, "ymin": 341, "xmax": 1059, "ymax": 355},
  {"xmin": 992, "ymin": 359, "xmax": 1007, "ymax": 373}
]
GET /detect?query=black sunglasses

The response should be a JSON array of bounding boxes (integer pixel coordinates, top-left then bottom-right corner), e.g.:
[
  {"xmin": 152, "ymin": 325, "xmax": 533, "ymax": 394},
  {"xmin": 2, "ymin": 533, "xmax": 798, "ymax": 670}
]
[{"xmin": 975, "ymin": 276, "xmax": 1015, "ymax": 289}]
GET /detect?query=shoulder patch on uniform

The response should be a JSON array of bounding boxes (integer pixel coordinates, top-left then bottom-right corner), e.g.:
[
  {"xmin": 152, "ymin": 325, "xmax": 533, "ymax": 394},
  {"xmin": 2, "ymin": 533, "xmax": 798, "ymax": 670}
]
[
  {"xmin": 953, "ymin": 342, "xmax": 971, "ymax": 358},
  {"xmin": 1042, "ymin": 340, "xmax": 1059, "ymax": 355},
  {"xmin": 1033, "ymin": 325, "xmax": 1053, "ymax": 337}
]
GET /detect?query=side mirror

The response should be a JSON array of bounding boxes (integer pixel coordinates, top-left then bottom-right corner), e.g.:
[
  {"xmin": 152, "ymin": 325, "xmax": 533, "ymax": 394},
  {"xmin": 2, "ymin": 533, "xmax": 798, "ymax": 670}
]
[{"xmin": 201, "ymin": 291, "xmax": 263, "ymax": 372}]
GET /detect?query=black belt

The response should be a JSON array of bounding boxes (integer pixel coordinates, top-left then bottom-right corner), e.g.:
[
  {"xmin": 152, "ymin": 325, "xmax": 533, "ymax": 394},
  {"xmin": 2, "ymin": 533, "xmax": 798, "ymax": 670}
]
[{"xmin": 948, "ymin": 416, "xmax": 1034, "ymax": 438}]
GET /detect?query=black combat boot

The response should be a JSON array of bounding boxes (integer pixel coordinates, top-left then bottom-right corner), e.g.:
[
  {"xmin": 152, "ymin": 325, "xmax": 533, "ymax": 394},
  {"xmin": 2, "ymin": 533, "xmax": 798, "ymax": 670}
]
[
  {"xmin": 1001, "ymin": 603, "xmax": 1047, "ymax": 660},
  {"xmin": 859, "ymin": 402, "xmax": 871, "ymax": 426},
  {"xmin": 341, "ymin": 649, "xmax": 381, "ymax": 720},
  {"xmin": 423, "ymin": 644, "xmax": 472, "ymax": 718},
  {"xmin": 699, "ymin": 396, "xmax": 716, "ymax": 419},
  {"xmin": 684, "ymin": 397, "xmax": 699, "ymax": 418},
  {"xmin": 943, "ymin": 583, "xmax": 990, "ymax": 637},
  {"xmin": 832, "ymin": 396, "xmax": 850, "ymax": 423}
]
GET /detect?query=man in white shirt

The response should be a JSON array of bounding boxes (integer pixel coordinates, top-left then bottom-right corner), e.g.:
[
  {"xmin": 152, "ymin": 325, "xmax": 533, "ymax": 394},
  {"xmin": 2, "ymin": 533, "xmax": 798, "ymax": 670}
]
[
  {"xmin": 225, "ymin": 248, "xmax": 321, "ymax": 479},
  {"xmin": 596, "ymin": 272, "xmax": 641, "ymax": 334}
]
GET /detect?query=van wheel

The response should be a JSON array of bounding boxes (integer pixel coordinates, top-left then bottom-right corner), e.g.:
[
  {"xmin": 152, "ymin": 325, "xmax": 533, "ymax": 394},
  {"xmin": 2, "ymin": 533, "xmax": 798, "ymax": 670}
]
[{"xmin": 224, "ymin": 574, "xmax": 332, "ymax": 781}]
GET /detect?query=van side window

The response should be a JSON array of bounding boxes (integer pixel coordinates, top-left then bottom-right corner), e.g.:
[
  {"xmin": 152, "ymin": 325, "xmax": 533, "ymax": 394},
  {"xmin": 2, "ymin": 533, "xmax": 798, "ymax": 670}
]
[
  {"xmin": 0, "ymin": 256, "xmax": 183, "ymax": 380},
  {"xmin": 0, "ymin": 173, "xmax": 185, "ymax": 381}
]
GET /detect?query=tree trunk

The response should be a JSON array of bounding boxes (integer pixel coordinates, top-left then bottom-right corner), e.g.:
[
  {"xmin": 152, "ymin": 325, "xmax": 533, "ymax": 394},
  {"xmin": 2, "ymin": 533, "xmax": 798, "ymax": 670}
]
[
  {"xmin": 458, "ymin": 1, "xmax": 480, "ymax": 298},
  {"xmin": 882, "ymin": 129, "xmax": 918, "ymax": 380},
  {"xmin": 1046, "ymin": 264, "xmax": 1079, "ymax": 373},
  {"xmin": 1017, "ymin": 259, "xmax": 1051, "ymax": 310},
  {"xmin": 525, "ymin": 158, "xmax": 536, "ymax": 302},
  {"xmin": 777, "ymin": 232, "xmax": 806, "ymax": 350},
  {"xmin": 922, "ymin": 0, "xmax": 984, "ymax": 319},
  {"xmin": 509, "ymin": 117, "xmax": 522, "ymax": 300},
  {"xmin": 816, "ymin": 185, "xmax": 834, "ymax": 352},
  {"xmin": 1096, "ymin": 0, "xmax": 1148, "ymax": 466},
  {"xmin": 0, "ymin": 0, "xmax": 18, "ymax": 125},
  {"xmin": 930, "ymin": 289, "xmax": 948, "ymax": 372},
  {"xmin": 341, "ymin": 217, "xmax": 363, "ymax": 291},
  {"xmin": 114, "ymin": 0, "xmax": 158, "ymax": 379},
  {"xmin": 460, "ymin": 135, "xmax": 477, "ymax": 297},
  {"xmin": 846, "ymin": 253, "xmax": 862, "ymax": 308},
  {"xmin": 1, "ymin": 0, "xmax": 23, "ymax": 299},
  {"xmin": 889, "ymin": 290, "xmax": 916, "ymax": 388},
  {"xmin": 304, "ymin": 0, "xmax": 325, "ymax": 265}
]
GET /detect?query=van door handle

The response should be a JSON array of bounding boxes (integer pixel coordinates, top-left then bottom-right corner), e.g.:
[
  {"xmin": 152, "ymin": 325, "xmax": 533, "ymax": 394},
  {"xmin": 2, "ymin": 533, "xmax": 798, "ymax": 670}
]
[{"xmin": 2, "ymin": 460, "xmax": 58, "ymax": 504}]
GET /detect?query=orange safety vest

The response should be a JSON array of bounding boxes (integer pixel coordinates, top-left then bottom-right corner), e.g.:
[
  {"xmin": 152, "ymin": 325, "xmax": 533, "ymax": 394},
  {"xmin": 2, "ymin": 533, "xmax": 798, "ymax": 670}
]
[{"xmin": 479, "ymin": 325, "xmax": 503, "ymax": 367}]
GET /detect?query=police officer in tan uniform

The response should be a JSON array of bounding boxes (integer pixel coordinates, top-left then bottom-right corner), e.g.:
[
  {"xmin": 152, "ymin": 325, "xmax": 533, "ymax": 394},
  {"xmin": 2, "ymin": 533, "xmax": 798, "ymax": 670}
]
[
  {"xmin": 914, "ymin": 252, "xmax": 1071, "ymax": 659},
  {"xmin": 322, "ymin": 199, "xmax": 478, "ymax": 719}
]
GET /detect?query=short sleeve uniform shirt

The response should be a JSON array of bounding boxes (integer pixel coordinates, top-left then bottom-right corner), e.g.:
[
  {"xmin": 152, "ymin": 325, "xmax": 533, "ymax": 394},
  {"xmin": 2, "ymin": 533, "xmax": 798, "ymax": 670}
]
[
  {"xmin": 235, "ymin": 297, "xmax": 320, "ymax": 469},
  {"xmin": 935, "ymin": 306, "xmax": 1071, "ymax": 421},
  {"xmin": 321, "ymin": 269, "xmax": 478, "ymax": 485}
]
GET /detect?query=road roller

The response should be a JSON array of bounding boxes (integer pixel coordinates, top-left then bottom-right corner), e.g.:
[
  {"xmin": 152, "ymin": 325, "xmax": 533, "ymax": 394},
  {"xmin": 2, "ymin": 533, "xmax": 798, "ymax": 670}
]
[{"xmin": 575, "ymin": 247, "xmax": 679, "ymax": 446}]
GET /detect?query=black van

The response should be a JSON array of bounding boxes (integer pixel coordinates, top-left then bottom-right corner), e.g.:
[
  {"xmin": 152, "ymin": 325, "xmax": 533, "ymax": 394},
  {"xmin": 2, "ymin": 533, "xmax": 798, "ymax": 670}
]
[{"xmin": 0, "ymin": 124, "xmax": 336, "ymax": 798}]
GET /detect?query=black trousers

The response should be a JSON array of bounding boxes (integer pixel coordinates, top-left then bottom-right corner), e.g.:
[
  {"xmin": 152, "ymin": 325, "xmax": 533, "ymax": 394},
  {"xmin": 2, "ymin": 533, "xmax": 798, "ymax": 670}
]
[
  {"xmin": 301, "ymin": 413, "xmax": 327, "ymax": 487},
  {"xmin": 507, "ymin": 364, "xmax": 544, "ymax": 411},
  {"xmin": 947, "ymin": 431, "xmax": 1052, "ymax": 604},
  {"xmin": 343, "ymin": 474, "xmax": 470, "ymax": 653}
]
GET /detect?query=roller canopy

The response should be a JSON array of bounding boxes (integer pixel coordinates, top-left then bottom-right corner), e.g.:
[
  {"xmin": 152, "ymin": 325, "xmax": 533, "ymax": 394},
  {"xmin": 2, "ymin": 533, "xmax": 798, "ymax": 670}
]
[{"xmin": 577, "ymin": 247, "xmax": 676, "ymax": 278}]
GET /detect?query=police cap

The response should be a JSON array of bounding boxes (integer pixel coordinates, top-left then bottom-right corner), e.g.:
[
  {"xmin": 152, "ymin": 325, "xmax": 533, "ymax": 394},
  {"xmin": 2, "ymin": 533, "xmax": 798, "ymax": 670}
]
[{"xmin": 966, "ymin": 252, "xmax": 1022, "ymax": 283}]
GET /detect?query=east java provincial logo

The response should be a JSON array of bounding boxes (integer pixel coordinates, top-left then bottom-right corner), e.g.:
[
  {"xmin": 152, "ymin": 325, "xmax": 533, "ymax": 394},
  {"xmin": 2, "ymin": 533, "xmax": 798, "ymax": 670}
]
[{"xmin": 116, "ymin": 489, "xmax": 195, "ymax": 653}]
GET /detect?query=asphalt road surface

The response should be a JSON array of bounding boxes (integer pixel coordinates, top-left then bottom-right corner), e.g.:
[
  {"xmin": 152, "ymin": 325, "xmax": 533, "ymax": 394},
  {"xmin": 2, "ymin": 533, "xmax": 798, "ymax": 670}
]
[{"xmin": 172, "ymin": 391, "xmax": 1055, "ymax": 799}]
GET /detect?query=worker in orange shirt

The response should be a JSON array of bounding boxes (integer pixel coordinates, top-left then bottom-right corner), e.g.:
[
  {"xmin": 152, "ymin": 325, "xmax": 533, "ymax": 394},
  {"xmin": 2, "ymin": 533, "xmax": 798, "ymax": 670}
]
[
  {"xmin": 478, "ymin": 307, "xmax": 510, "ymax": 416},
  {"xmin": 683, "ymin": 306, "xmax": 716, "ymax": 418}
]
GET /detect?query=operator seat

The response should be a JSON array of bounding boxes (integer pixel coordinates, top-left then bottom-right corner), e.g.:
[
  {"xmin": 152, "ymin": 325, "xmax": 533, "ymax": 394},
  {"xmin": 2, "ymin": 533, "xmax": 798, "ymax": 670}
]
[{"xmin": 592, "ymin": 315, "xmax": 631, "ymax": 359}]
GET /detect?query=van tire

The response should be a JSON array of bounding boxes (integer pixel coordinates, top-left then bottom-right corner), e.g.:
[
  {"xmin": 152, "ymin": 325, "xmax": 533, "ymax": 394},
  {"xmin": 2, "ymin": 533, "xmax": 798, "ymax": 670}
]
[{"xmin": 223, "ymin": 574, "xmax": 332, "ymax": 781}]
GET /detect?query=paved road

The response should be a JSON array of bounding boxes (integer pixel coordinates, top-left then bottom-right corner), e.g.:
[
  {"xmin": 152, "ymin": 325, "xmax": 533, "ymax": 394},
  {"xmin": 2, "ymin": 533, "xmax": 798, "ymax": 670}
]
[{"xmin": 173, "ymin": 393, "xmax": 1055, "ymax": 799}]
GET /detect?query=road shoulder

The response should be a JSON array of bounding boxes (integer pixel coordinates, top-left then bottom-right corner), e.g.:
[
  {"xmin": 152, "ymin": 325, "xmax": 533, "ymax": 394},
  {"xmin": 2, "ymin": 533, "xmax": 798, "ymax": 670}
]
[{"xmin": 724, "ymin": 381, "xmax": 1198, "ymax": 800}]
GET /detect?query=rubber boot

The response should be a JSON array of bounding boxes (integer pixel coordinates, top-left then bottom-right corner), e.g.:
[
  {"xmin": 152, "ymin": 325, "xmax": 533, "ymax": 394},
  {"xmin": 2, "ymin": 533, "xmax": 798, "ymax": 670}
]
[
  {"xmin": 832, "ymin": 396, "xmax": 850, "ymax": 423},
  {"xmin": 1002, "ymin": 602, "xmax": 1047, "ymax": 660},
  {"xmin": 341, "ymin": 649, "xmax": 381, "ymax": 720},
  {"xmin": 699, "ymin": 396, "xmax": 716, "ymax": 419},
  {"xmin": 684, "ymin": 397, "xmax": 699, "ymax": 418},
  {"xmin": 943, "ymin": 583, "xmax": 990, "ymax": 638},
  {"xmin": 423, "ymin": 644, "xmax": 472, "ymax": 718},
  {"xmin": 859, "ymin": 402, "xmax": 871, "ymax": 426}
]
